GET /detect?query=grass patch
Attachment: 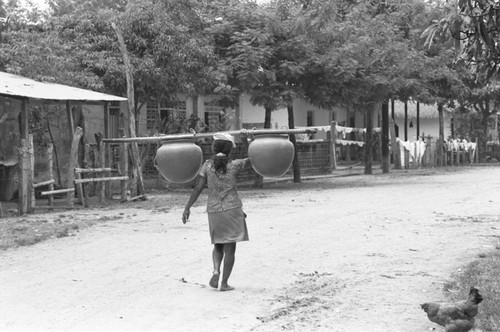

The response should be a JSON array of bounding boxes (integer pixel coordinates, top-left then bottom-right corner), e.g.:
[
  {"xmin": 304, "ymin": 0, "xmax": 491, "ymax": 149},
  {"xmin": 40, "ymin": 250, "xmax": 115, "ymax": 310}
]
[
  {"xmin": 443, "ymin": 245, "xmax": 500, "ymax": 331},
  {"xmin": 0, "ymin": 216, "xmax": 96, "ymax": 250}
]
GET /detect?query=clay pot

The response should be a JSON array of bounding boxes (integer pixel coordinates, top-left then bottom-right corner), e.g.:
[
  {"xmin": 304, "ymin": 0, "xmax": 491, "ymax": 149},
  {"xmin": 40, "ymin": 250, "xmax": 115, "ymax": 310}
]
[
  {"xmin": 154, "ymin": 139, "xmax": 203, "ymax": 183},
  {"xmin": 248, "ymin": 134, "xmax": 294, "ymax": 177}
]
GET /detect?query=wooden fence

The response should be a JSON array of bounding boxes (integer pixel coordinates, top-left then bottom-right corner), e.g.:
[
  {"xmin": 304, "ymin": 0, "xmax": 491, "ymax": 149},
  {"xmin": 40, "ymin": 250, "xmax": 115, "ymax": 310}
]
[{"xmin": 12, "ymin": 125, "xmax": 482, "ymax": 215}]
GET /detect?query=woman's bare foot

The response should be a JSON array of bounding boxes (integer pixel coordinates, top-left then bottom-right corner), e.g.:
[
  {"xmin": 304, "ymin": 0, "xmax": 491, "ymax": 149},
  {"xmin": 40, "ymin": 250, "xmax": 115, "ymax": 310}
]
[
  {"xmin": 219, "ymin": 284, "xmax": 234, "ymax": 292},
  {"xmin": 209, "ymin": 273, "xmax": 219, "ymax": 288}
]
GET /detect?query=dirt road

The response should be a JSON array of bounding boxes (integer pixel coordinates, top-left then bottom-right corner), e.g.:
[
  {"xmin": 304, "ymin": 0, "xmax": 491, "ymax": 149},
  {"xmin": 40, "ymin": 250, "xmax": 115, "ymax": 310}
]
[{"xmin": 1, "ymin": 166, "xmax": 499, "ymax": 332}]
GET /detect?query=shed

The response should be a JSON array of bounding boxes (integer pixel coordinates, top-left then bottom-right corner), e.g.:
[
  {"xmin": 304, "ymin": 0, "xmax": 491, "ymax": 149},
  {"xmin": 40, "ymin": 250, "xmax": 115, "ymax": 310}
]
[{"xmin": 0, "ymin": 71, "xmax": 127, "ymax": 212}]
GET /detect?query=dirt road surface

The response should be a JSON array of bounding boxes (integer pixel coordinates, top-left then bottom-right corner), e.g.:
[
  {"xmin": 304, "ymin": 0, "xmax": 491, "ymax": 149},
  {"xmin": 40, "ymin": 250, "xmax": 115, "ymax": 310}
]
[{"xmin": 1, "ymin": 166, "xmax": 499, "ymax": 332}]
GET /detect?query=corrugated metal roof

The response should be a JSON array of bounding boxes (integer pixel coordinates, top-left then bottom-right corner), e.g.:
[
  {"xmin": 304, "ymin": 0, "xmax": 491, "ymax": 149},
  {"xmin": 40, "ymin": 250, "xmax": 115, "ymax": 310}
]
[{"xmin": 0, "ymin": 71, "xmax": 127, "ymax": 102}]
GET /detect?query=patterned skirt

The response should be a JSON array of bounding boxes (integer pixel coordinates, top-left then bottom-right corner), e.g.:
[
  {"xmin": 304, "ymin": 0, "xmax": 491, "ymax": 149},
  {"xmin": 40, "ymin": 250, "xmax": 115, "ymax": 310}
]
[{"xmin": 207, "ymin": 207, "xmax": 249, "ymax": 244}]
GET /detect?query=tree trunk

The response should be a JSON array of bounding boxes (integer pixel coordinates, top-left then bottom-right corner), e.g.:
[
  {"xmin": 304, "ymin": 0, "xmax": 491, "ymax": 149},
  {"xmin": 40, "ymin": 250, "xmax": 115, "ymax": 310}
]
[
  {"xmin": 264, "ymin": 106, "xmax": 272, "ymax": 129},
  {"xmin": 364, "ymin": 105, "xmax": 374, "ymax": 175},
  {"xmin": 381, "ymin": 101, "xmax": 389, "ymax": 173},
  {"xmin": 112, "ymin": 22, "xmax": 144, "ymax": 196},
  {"xmin": 404, "ymin": 101, "xmax": 408, "ymax": 141},
  {"xmin": 416, "ymin": 101, "xmax": 420, "ymax": 139},
  {"xmin": 437, "ymin": 103, "xmax": 444, "ymax": 166},
  {"xmin": 253, "ymin": 107, "xmax": 273, "ymax": 187},
  {"xmin": 288, "ymin": 105, "xmax": 301, "ymax": 183},
  {"xmin": 346, "ymin": 106, "xmax": 351, "ymax": 162},
  {"xmin": 478, "ymin": 99, "xmax": 491, "ymax": 162}
]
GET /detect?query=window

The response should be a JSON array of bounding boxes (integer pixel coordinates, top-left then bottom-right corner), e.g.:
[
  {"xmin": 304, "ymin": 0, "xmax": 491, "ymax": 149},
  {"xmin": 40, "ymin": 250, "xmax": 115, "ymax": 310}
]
[
  {"xmin": 307, "ymin": 110, "xmax": 315, "ymax": 139},
  {"xmin": 204, "ymin": 101, "xmax": 225, "ymax": 132},
  {"xmin": 147, "ymin": 100, "xmax": 187, "ymax": 133},
  {"xmin": 307, "ymin": 110, "xmax": 314, "ymax": 127},
  {"xmin": 329, "ymin": 111, "xmax": 336, "ymax": 123},
  {"xmin": 146, "ymin": 108, "xmax": 158, "ymax": 130}
]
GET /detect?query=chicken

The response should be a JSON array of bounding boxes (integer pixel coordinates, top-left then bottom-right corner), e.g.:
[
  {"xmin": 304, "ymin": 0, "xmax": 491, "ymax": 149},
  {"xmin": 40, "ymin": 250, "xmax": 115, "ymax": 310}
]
[{"xmin": 421, "ymin": 287, "xmax": 483, "ymax": 332}]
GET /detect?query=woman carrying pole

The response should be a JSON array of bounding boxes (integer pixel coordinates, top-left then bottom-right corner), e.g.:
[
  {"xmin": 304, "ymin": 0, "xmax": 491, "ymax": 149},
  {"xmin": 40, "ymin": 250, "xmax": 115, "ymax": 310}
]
[{"xmin": 182, "ymin": 131, "xmax": 250, "ymax": 291}]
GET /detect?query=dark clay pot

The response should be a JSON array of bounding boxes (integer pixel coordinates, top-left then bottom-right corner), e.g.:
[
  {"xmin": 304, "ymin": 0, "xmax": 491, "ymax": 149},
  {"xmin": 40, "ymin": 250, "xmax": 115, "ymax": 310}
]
[
  {"xmin": 155, "ymin": 139, "xmax": 203, "ymax": 183},
  {"xmin": 248, "ymin": 134, "xmax": 294, "ymax": 177}
]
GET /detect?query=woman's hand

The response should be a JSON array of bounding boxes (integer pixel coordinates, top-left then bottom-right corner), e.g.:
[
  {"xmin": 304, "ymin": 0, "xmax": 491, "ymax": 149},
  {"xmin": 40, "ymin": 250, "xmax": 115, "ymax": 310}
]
[
  {"xmin": 239, "ymin": 129, "xmax": 248, "ymax": 140},
  {"xmin": 182, "ymin": 208, "xmax": 190, "ymax": 224}
]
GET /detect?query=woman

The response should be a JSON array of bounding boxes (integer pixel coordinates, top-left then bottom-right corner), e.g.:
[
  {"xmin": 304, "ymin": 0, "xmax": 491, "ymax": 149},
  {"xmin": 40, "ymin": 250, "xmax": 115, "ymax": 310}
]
[{"xmin": 182, "ymin": 131, "xmax": 249, "ymax": 291}]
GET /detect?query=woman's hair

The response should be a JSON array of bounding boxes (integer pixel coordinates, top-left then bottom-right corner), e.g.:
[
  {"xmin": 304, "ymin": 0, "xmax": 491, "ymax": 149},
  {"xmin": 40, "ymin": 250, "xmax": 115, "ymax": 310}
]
[{"xmin": 211, "ymin": 140, "xmax": 233, "ymax": 174}]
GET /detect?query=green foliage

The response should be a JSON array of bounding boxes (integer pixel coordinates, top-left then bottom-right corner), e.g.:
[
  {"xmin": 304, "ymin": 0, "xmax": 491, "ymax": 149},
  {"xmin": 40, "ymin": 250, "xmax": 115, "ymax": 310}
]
[
  {"xmin": 0, "ymin": 0, "xmax": 497, "ymax": 148},
  {"xmin": 422, "ymin": 0, "xmax": 500, "ymax": 80}
]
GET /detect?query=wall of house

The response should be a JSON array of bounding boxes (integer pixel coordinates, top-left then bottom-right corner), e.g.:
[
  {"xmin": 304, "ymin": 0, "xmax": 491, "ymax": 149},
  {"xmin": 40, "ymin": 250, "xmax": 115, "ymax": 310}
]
[
  {"xmin": 135, "ymin": 94, "xmax": 389, "ymax": 142},
  {"xmin": 82, "ymin": 103, "xmax": 105, "ymax": 141},
  {"xmin": 392, "ymin": 115, "xmax": 451, "ymax": 141},
  {"xmin": 0, "ymin": 97, "xmax": 21, "ymax": 200},
  {"xmin": 391, "ymin": 101, "xmax": 451, "ymax": 141},
  {"xmin": 238, "ymin": 94, "xmax": 288, "ymax": 129}
]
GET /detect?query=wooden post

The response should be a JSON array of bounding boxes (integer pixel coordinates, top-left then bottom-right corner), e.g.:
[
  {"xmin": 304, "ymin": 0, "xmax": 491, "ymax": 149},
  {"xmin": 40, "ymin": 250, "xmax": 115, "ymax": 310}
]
[
  {"xmin": 404, "ymin": 101, "xmax": 408, "ymax": 141},
  {"xmin": 329, "ymin": 121, "xmax": 337, "ymax": 171},
  {"xmin": 19, "ymin": 99, "xmax": 28, "ymax": 139},
  {"xmin": 475, "ymin": 139, "xmax": 479, "ymax": 164},
  {"xmin": 450, "ymin": 143, "xmax": 454, "ymax": 166},
  {"xmin": 121, "ymin": 142, "xmax": 129, "ymax": 202},
  {"xmin": 404, "ymin": 149, "xmax": 410, "ymax": 169},
  {"xmin": 413, "ymin": 142, "xmax": 418, "ymax": 168},
  {"xmin": 66, "ymin": 101, "xmax": 85, "ymax": 204},
  {"xmin": 66, "ymin": 101, "xmax": 74, "ymax": 138},
  {"xmin": 67, "ymin": 127, "xmax": 83, "ymax": 206},
  {"xmin": 346, "ymin": 107, "xmax": 351, "ymax": 163},
  {"xmin": 82, "ymin": 144, "xmax": 91, "ymax": 208},
  {"xmin": 17, "ymin": 99, "xmax": 29, "ymax": 215},
  {"xmin": 444, "ymin": 142, "xmax": 448, "ymax": 166},
  {"xmin": 426, "ymin": 136, "xmax": 432, "ymax": 166},
  {"xmin": 18, "ymin": 139, "xmax": 29, "ymax": 215},
  {"xmin": 389, "ymin": 117, "xmax": 401, "ymax": 169},
  {"xmin": 28, "ymin": 135, "xmax": 34, "ymax": 213},
  {"xmin": 416, "ymin": 101, "xmax": 420, "ymax": 139},
  {"xmin": 364, "ymin": 105, "xmax": 374, "ymax": 175},
  {"xmin": 429, "ymin": 138, "xmax": 435, "ymax": 167},
  {"xmin": 47, "ymin": 144, "xmax": 54, "ymax": 207},
  {"xmin": 103, "ymin": 103, "xmax": 112, "ymax": 199},
  {"xmin": 96, "ymin": 140, "xmax": 105, "ymax": 204},
  {"xmin": 112, "ymin": 22, "xmax": 145, "ymax": 196}
]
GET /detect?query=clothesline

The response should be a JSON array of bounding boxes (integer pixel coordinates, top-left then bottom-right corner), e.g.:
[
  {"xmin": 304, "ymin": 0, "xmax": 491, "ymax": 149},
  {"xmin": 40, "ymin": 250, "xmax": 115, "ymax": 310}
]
[
  {"xmin": 446, "ymin": 139, "xmax": 477, "ymax": 152},
  {"xmin": 335, "ymin": 125, "xmax": 381, "ymax": 134},
  {"xmin": 336, "ymin": 139, "xmax": 365, "ymax": 147},
  {"xmin": 397, "ymin": 138, "xmax": 426, "ymax": 167},
  {"xmin": 297, "ymin": 125, "xmax": 382, "ymax": 134}
]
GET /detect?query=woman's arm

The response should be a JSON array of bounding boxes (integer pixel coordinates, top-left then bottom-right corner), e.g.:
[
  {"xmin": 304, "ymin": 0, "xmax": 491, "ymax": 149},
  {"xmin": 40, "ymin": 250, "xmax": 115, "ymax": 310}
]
[
  {"xmin": 240, "ymin": 129, "xmax": 250, "ymax": 157},
  {"xmin": 182, "ymin": 175, "xmax": 207, "ymax": 224}
]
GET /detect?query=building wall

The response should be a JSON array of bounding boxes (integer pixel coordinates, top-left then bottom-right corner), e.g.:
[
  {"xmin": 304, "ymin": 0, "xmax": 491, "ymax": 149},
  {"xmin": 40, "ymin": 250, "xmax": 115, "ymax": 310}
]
[
  {"xmin": 391, "ymin": 101, "xmax": 451, "ymax": 140},
  {"xmin": 134, "ymin": 94, "xmax": 387, "ymax": 142},
  {"xmin": 393, "ymin": 115, "xmax": 451, "ymax": 141}
]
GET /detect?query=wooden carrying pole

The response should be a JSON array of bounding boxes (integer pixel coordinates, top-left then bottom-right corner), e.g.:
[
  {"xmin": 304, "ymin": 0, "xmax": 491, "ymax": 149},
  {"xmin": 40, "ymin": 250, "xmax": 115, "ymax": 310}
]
[{"xmin": 101, "ymin": 128, "xmax": 318, "ymax": 144}]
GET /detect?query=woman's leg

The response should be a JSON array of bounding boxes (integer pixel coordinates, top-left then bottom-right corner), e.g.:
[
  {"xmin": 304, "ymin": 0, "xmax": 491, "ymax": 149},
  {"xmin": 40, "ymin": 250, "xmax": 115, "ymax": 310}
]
[
  {"xmin": 210, "ymin": 244, "xmax": 223, "ymax": 288},
  {"xmin": 220, "ymin": 243, "xmax": 236, "ymax": 291}
]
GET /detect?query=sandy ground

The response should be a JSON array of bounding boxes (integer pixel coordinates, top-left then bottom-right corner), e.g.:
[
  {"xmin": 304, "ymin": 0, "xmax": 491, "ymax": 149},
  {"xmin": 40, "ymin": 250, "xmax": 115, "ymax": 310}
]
[{"xmin": 1, "ymin": 166, "xmax": 500, "ymax": 332}]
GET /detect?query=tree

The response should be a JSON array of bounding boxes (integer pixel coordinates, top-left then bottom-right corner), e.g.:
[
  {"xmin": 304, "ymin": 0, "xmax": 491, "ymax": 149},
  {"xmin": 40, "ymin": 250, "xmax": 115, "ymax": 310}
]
[
  {"xmin": 208, "ymin": 0, "xmax": 308, "ymax": 185},
  {"xmin": 423, "ymin": 0, "xmax": 500, "ymax": 79},
  {"xmin": 302, "ymin": 0, "xmax": 430, "ymax": 174},
  {"xmin": 421, "ymin": 0, "xmax": 500, "ymax": 160}
]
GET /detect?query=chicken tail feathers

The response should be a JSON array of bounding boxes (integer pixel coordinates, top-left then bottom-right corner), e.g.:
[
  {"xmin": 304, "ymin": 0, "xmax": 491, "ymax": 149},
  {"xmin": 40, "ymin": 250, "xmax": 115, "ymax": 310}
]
[{"xmin": 469, "ymin": 287, "xmax": 483, "ymax": 305}]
